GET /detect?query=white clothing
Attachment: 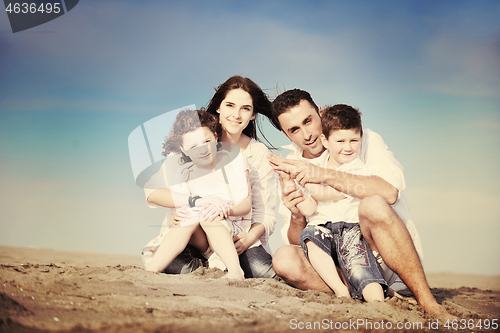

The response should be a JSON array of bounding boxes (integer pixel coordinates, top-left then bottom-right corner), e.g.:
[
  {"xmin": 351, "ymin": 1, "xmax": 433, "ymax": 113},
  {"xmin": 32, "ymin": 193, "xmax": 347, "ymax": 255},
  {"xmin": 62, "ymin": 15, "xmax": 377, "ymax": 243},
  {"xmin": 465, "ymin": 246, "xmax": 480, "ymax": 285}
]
[
  {"xmin": 306, "ymin": 156, "xmax": 371, "ymax": 226},
  {"xmin": 243, "ymin": 139, "xmax": 278, "ymax": 253}
]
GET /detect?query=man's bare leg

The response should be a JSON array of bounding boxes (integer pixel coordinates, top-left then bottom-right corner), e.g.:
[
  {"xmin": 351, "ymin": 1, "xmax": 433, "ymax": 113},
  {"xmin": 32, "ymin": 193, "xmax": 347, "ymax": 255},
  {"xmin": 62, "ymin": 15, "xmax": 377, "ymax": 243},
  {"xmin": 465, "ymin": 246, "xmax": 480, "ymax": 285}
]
[
  {"xmin": 358, "ymin": 195, "xmax": 455, "ymax": 319},
  {"xmin": 272, "ymin": 245, "xmax": 331, "ymax": 292}
]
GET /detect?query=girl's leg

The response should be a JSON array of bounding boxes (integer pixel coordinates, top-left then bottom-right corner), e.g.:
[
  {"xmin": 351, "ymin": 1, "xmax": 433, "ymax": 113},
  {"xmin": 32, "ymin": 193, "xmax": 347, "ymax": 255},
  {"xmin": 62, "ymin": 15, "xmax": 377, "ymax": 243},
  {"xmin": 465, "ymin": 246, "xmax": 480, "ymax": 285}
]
[
  {"xmin": 200, "ymin": 219, "xmax": 244, "ymax": 280},
  {"xmin": 305, "ymin": 240, "xmax": 350, "ymax": 298},
  {"xmin": 188, "ymin": 223, "xmax": 209, "ymax": 254},
  {"xmin": 146, "ymin": 223, "xmax": 200, "ymax": 272}
]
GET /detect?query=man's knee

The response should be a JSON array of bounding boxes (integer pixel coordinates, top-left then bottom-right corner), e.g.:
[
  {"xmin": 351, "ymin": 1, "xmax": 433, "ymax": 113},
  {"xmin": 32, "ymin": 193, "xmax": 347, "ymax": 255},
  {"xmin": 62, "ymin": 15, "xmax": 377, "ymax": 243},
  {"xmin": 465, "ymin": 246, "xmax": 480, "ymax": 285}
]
[
  {"xmin": 359, "ymin": 195, "xmax": 394, "ymax": 226},
  {"xmin": 272, "ymin": 245, "xmax": 304, "ymax": 280}
]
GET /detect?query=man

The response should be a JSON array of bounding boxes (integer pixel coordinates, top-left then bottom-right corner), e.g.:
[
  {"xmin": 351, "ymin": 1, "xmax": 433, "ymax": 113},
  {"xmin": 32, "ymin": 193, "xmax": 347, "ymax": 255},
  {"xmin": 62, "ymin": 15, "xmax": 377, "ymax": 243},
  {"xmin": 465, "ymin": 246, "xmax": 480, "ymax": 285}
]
[{"xmin": 268, "ymin": 89, "xmax": 453, "ymax": 319}]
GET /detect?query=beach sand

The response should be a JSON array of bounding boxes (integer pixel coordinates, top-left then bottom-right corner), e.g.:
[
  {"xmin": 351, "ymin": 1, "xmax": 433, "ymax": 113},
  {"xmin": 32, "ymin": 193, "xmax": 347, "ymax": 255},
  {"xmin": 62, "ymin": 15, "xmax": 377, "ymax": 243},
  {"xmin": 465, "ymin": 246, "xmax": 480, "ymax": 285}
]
[{"xmin": 1, "ymin": 245, "xmax": 499, "ymax": 332}]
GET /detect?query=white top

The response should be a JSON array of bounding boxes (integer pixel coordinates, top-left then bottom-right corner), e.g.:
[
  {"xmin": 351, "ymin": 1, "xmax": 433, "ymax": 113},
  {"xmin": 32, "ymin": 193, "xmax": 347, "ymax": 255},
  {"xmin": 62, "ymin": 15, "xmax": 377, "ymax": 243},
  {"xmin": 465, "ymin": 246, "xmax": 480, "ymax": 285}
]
[
  {"xmin": 279, "ymin": 129, "xmax": 424, "ymax": 262},
  {"xmin": 306, "ymin": 156, "xmax": 370, "ymax": 226}
]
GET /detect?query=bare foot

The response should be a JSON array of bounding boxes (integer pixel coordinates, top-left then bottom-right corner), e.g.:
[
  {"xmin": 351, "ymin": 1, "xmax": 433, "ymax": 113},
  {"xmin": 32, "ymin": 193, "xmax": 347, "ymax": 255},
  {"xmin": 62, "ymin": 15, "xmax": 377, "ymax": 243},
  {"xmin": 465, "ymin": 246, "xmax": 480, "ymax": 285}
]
[
  {"xmin": 422, "ymin": 302, "xmax": 457, "ymax": 320},
  {"xmin": 388, "ymin": 288, "xmax": 418, "ymax": 305},
  {"xmin": 333, "ymin": 286, "xmax": 351, "ymax": 299},
  {"xmin": 222, "ymin": 269, "xmax": 245, "ymax": 281}
]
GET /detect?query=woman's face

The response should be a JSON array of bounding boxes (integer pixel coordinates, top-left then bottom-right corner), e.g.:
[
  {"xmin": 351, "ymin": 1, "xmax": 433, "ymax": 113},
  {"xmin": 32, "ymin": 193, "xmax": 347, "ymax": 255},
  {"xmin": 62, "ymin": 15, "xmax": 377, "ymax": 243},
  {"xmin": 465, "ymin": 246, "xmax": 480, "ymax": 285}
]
[
  {"xmin": 181, "ymin": 127, "xmax": 217, "ymax": 167},
  {"xmin": 217, "ymin": 89, "xmax": 255, "ymax": 136}
]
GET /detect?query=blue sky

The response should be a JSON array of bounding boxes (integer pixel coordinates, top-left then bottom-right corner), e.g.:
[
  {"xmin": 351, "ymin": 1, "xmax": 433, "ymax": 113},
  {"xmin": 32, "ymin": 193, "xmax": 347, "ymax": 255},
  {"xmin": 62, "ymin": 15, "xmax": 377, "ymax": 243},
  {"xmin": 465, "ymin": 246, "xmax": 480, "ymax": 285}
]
[{"xmin": 1, "ymin": 0, "xmax": 499, "ymax": 275}]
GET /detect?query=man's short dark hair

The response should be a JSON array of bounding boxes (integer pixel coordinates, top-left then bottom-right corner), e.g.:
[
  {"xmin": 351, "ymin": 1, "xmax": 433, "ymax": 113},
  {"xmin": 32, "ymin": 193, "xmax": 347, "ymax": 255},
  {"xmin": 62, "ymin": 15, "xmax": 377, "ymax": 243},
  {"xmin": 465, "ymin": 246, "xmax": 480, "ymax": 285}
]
[
  {"xmin": 321, "ymin": 104, "xmax": 363, "ymax": 138},
  {"xmin": 270, "ymin": 89, "xmax": 319, "ymax": 131}
]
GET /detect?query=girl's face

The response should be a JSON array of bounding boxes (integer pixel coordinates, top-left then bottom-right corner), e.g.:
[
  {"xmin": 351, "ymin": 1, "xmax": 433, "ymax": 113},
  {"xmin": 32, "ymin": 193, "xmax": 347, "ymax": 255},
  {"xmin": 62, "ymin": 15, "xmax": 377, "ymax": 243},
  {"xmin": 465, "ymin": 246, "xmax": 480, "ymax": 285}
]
[
  {"xmin": 181, "ymin": 127, "xmax": 217, "ymax": 167},
  {"xmin": 217, "ymin": 89, "xmax": 255, "ymax": 136}
]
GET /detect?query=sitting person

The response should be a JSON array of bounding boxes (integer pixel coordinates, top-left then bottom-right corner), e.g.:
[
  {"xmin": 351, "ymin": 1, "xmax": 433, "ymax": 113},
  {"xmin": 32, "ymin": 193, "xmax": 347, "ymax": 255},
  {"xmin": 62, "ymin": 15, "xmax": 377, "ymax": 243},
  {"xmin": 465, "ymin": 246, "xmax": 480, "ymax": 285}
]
[
  {"xmin": 280, "ymin": 104, "xmax": 387, "ymax": 301},
  {"xmin": 144, "ymin": 109, "xmax": 251, "ymax": 280},
  {"xmin": 267, "ymin": 89, "xmax": 454, "ymax": 319}
]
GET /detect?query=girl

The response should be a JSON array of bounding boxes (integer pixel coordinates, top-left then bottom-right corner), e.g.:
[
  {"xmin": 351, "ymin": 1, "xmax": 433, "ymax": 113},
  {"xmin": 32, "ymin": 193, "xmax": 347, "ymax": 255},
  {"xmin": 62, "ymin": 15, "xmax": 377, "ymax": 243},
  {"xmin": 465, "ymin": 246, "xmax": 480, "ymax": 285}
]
[
  {"xmin": 145, "ymin": 109, "xmax": 251, "ymax": 280},
  {"xmin": 206, "ymin": 75, "xmax": 277, "ymax": 278}
]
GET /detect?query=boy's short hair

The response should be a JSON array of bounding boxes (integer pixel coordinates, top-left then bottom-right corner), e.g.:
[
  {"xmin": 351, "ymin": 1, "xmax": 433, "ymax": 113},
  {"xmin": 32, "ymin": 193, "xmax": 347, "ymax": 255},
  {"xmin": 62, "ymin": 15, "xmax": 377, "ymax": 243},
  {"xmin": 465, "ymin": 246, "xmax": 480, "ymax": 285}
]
[
  {"xmin": 271, "ymin": 89, "xmax": 319, "ymax": 131},
  {"xmin": 321, "ymin": 104, "xmax": 363, "ymax": 138}
]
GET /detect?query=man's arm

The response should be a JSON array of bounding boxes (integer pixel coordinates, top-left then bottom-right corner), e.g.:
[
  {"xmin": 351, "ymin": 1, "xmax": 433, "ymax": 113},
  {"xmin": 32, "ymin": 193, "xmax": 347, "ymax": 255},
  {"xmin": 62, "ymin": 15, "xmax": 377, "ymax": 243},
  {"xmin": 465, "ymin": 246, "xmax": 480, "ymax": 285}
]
[
  {"xmin": 322, "ymin": 171, "xmax": 398, "ymax": 205},
  {"xmin": 270, "ymin": 154, "xmax": 398, "ymax": 205}
]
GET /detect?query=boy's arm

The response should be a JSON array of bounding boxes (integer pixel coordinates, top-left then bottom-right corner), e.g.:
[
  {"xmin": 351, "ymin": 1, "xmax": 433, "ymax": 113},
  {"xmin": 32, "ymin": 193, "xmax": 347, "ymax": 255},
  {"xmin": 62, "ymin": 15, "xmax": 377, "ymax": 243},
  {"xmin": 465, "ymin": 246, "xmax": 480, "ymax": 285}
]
[
  {"xmin": 296, "ymin": 193, "xmax": 318, "ymax": 217},
  {"xmin": 305, "ymin": 183, "xmax": 346, "ymax": 202}
]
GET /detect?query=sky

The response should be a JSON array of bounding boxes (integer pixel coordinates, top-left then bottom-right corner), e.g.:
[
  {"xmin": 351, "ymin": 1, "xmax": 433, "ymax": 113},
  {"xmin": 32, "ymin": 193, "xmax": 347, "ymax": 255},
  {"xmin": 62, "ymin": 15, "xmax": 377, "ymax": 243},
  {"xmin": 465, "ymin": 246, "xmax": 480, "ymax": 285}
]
[{"xmin": 1, "ymin": 0, "xmax": 499, "ymax": 275}]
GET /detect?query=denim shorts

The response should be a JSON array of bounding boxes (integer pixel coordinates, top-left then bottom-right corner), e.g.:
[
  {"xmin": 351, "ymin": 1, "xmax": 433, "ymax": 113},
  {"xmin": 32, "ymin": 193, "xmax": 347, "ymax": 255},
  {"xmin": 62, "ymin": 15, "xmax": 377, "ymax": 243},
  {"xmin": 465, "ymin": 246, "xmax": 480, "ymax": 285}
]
[
  {"xmin": 300, "ymin": 222, "xmax": 387, "ymax": 300},
  {"xmin": 162, "ymin": 244, "xmax": 208, "ymax": 274}
]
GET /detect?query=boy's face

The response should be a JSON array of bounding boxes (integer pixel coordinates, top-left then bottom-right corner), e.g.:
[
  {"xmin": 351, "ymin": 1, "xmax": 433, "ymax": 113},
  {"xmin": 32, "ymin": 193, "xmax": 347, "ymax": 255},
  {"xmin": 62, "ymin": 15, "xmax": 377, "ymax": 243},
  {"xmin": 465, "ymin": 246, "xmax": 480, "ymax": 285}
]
[
  {"xmin": 278, "ymin": 100, "xmax": 324, "ymax": 159},
  {"xmin": 320, "ymin": 129, "xmax": 362, "ymax": 166}
]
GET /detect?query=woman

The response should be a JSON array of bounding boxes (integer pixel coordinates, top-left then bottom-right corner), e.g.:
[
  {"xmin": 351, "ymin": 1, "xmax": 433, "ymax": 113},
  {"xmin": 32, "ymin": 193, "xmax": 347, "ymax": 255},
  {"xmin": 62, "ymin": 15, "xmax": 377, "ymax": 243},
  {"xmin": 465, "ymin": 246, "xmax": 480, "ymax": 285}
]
[{"xmin": 206, "ymin": 75, "xmax": 277, "ymax": 279}]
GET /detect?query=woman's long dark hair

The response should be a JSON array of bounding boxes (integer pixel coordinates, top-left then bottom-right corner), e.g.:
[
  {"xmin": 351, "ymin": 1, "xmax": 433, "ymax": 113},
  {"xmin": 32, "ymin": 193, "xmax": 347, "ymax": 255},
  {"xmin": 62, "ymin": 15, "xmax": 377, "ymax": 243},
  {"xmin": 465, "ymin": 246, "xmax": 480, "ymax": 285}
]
[{"xmin": 206, "ymin": 75, "xmax": 274, "ymax": 148}]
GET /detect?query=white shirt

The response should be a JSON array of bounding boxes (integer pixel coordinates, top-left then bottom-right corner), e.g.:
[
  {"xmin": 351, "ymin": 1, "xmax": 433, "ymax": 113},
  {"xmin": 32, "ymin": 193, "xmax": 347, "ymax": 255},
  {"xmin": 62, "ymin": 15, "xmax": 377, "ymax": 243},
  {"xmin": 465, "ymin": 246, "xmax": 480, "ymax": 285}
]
[{"xmin": 306, "ymin": 156, "xmax": 370, "ymax": 226}]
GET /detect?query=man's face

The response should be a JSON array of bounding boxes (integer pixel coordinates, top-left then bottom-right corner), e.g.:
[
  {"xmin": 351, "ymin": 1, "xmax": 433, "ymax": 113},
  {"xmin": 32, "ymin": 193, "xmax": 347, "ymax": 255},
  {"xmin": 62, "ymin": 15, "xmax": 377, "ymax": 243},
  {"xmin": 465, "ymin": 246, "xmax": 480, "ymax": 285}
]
[{"xmin": 278, "ymin": 100, "xmax": 324, "ymax": 159}]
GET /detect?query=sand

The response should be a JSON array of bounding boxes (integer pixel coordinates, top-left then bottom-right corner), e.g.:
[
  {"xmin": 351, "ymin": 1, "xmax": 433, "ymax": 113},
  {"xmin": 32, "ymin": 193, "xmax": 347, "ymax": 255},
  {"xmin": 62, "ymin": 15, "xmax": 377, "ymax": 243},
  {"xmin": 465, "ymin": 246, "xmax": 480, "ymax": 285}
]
[{"xmin": 1, "ymin": 246, "xmax": 499, "ymax": 332}]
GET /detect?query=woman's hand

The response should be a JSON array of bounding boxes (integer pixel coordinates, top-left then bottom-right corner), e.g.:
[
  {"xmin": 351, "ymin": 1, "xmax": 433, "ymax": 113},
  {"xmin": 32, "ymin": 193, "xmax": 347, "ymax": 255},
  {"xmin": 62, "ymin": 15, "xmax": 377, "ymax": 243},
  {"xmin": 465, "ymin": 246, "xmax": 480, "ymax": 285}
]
[
  {"xmin": 233, "ymin": 232, "xmax": 252, "ymax": 255},
  {"xmin": 198, "ymin": 196, "xmax": 232, "ymax": 220}
]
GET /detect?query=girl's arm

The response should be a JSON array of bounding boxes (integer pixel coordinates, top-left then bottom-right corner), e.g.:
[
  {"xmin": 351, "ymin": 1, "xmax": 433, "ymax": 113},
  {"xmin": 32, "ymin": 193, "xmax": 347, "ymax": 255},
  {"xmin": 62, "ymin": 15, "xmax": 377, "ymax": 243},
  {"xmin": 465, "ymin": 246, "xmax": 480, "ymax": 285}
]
[{"xmin": 147, "ymin": 188, "xmax": 189, "ymax": 209}]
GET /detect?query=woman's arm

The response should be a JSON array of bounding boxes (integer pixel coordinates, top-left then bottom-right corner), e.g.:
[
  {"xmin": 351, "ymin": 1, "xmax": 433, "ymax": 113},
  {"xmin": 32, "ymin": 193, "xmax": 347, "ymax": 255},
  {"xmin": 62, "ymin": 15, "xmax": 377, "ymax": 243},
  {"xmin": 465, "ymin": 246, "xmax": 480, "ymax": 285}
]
[
  {"xmin": 233, "ymin": 223, "xmax": 266, "ymax": 255},
  {"xmin": 245, "ymin": 142, "xmax": 278, "ymax": 244}
]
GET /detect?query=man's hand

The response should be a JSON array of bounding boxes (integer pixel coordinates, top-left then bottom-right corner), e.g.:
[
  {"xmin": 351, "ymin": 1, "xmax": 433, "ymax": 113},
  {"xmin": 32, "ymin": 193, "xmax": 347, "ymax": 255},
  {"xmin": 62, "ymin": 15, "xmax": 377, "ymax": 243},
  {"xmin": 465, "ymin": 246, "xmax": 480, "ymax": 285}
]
[
  {"xmin": 278, "ymin": 172, "xmax": 306, "ymax": 216},
  {"xmin": 269, "ymin": 153, "xmax": 331, "ymax": 186},
  {"xmin": 233, "ymin": 232, "xmax": 252, "ymax": 255}
]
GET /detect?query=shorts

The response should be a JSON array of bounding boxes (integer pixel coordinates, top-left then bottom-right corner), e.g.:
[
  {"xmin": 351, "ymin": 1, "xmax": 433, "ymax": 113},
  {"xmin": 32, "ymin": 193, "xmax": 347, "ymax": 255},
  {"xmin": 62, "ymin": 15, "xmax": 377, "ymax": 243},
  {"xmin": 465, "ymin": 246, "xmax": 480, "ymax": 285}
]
[{"xmin": 300, "ymin": 222, "xmax": 387, "ymax": 300}]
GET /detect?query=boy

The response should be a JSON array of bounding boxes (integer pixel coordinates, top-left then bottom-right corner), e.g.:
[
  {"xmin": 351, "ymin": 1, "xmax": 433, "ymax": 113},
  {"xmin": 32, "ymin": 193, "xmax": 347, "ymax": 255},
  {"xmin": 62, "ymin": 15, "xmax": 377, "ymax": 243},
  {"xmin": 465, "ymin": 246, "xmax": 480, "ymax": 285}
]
[{"xmin": 280, "ymin": 104, "xmax": 387, "ymax": 301}]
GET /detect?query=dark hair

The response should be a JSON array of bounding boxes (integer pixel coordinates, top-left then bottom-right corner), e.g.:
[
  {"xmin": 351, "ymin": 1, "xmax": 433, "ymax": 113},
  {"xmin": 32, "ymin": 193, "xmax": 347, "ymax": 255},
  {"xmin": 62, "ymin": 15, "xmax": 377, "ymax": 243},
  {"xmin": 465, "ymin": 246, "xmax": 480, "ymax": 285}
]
[
  {"xmin": 206, "ymin": 75, "xmax": 274, "ymax": 147},
  {"xmin": 270, "ymin": 89, "xmax": 319, "ymax": 131},
  {"xmin": 321, "ymin": 104, "xmax": 363, "ymax": 138},
  {"xmin": 162, "ymin": 109, "xmax": 222, "ymax": 162}
]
